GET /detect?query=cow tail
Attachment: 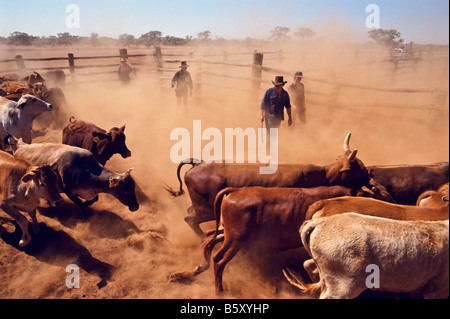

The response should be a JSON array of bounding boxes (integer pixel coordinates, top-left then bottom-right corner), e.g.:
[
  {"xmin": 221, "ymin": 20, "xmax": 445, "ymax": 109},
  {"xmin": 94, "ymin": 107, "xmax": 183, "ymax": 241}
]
[
  {"xmin": 212, "ymin": 187, "xmax": 237, "ymax": 236},
  {"xmin": 284, "ymin": 220, "xmax": 326, "ymax": 297},
  {"xmin": 164, "ymin": 158, "xmax": 203, "ymax": 198},
  {"xmin": 282, "ymin": 268, "xmax": 324, "ymax": 296}
]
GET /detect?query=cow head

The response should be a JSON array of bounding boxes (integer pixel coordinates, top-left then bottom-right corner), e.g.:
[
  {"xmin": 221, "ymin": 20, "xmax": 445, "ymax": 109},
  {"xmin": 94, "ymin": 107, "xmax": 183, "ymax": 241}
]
[
  {"xmin": 108, "ymin": 168, "xmax": 139, "ymax": 212},
  {"xmin": 22, "ymin": 162, "xmax": 63, "ymax": 207},
  {"xmin": 92, "ymin": 125, "xmax": 131, "ymax": 162},
  {"xmin": 17, "ymin": 94, "xmax": 53, "ymax": 114},
  {"xmin": 21, "ymin": 71, "xmax": 45, "ymax": 85},
  {"xmin": 326, "ymin": 133, "xmax": 372, "ymax": 189}
]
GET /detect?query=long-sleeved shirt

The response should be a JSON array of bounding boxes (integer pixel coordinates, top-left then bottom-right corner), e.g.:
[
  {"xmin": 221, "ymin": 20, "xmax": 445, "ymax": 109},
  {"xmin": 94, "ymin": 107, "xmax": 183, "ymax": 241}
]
[
  {"xmin": 260, "ymin": 87, "xmax": 291, "ymax": 121},
  {"xmin": 171, "ymin": 70, "xmax": 193, "ymax": 94}
]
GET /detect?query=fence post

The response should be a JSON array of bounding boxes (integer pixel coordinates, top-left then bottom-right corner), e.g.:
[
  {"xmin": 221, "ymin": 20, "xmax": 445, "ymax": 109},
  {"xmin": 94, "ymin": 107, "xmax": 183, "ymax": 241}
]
[
  {"xmin": 68, "ymin": 53, "xmax": 77, "ymax": 84},
  {"xmin": 196, "ymin": 58, "xmax": 202, "ymax": 97},
  {"xmin": 252, "ymin": 51, "xmax": 263, "ymax": 89},
  {"xmin": 154, "ymin": 46, "xmax": 163, "ymax": 72},
  {"xmin": 15, "ymin": 55, "xmax": 26, "ymax": 74},
  {"xmin": 119, "ymin": 48, "xmax": 128, "ymax": 59}
]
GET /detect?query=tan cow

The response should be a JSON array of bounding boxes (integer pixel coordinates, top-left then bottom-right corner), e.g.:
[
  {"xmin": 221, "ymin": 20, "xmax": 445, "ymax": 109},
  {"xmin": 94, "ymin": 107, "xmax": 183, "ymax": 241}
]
[
  {"xmin": 284, "ymin": 213, "xmax": 449, "ymax": 299},
  {"xmin": 416, "ymin": 183, "xmax": 449, "ymax": 208},
  {"xmin": 0, "ymin": 151, "xmax": 63, "ymax": 247},
  {"xmin": 306, "ymin": 196, "xmax": 449, "ymax": 221}
]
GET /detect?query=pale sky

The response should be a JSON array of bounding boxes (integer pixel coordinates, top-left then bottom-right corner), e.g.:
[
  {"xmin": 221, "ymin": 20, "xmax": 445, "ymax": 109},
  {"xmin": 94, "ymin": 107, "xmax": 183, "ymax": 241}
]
[{"xmin": 0, "ymin": 0, "xmax": 448, "ymax": 44}]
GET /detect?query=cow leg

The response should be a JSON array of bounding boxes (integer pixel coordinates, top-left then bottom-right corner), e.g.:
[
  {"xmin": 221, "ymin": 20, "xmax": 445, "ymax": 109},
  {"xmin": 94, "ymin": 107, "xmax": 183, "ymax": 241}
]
[
  {"xmin": 184, "ymin": 205, "xmax": 210, "ymax": 239},
  {"xmin": 28, "ymin": 208, "xmax": 41, "ymax": 234},
  {"xmin": 1, "ymin": 205, "xmax": 31, "ymax": 247},
  {"xmin": 303, "ymin": 259, "xmax": 319, "ymax": 282},
  {"xmin": 194, "ymin": 233, "xmax": 224, "ymax": 275},
  {"xmin": 213, "ymin": 238, "xmax": 244, "ymax": 294},
  {"xmin": 63, "ymin": 188, "xmax": 87, "ymax": 218}
]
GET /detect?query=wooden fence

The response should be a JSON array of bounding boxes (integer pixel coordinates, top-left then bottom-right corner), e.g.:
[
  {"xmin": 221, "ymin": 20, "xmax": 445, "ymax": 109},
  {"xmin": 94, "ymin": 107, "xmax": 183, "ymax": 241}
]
[{"xmin": 0, "ymin": 46, "xmax": 448, "ymax": 125}]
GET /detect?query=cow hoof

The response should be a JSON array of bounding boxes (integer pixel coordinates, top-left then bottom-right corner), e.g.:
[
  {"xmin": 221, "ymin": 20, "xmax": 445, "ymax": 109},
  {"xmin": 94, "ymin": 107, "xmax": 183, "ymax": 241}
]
[{"xmin": 19, "ymin": 236, "xmax": 31, "ymax": 248}]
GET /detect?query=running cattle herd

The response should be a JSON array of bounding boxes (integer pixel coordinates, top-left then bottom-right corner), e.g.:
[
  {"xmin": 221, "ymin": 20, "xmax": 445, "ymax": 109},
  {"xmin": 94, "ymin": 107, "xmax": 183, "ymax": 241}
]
[{"xmin": 0, "ymin": 71, "xmax": 449, "ymax": 299}]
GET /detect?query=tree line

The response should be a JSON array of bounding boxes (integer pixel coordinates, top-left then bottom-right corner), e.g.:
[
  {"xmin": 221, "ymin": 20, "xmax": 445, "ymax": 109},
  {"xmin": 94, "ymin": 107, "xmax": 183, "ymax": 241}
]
[{"xmin": 1, "ymin": 27, "xmax": 407, "ymax": 49}]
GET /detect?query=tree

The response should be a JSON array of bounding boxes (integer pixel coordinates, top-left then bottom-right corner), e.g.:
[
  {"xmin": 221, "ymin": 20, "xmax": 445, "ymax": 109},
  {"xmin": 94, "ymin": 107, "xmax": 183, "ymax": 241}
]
[
  {"xmin": 368, "ymin": 29, "xmax": 404, "ymax": 49},
  {"xmin": 295, "ymin": 27, "xmax": 316, "ymax": 41},
  {"xmin": 119, "ymin": 34, "xmax": 136, "ymax": 47},
  {"xmin": 197, "ymin": 30, "xmax": 211, "ymax": 41},
  {"xmin": 269, "ymin": 26, "xmax": 290, "ymax": 41},
  {"xmin": 139, "ymin": 31, "xmax": 162, "ymax": 48},
  {"xmin": 7, "ymin": 31, "xmax": 36, "ymax": 46}
]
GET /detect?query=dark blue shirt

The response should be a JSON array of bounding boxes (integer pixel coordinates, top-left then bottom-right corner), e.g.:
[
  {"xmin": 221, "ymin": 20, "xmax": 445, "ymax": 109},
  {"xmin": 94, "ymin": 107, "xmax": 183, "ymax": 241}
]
[{"xmin": 260, "ymin": 87, "xmax": 291, "ymax": 121}]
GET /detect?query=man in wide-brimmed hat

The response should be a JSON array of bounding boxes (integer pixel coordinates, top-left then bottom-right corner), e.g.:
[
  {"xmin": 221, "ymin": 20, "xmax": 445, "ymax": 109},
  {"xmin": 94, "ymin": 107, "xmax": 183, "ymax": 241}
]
[
  {"xmin": 260, "ymin": 75, "xmax": 292, "ymax": 141},
  {"xmin": 117, "ymin": 57, "xmax": 135, "ymax": 83},
  {"xmin": 287, "ymin": 71, "xmax": 306, "ymax": 127},
  {"xmin": 171, "ymin": 61, "xmax": 193, "ymax": 106}
]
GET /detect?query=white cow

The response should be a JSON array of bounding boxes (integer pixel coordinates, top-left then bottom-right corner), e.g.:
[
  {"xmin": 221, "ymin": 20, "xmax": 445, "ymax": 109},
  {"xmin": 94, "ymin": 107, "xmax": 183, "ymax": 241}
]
[
  {"xmin": 284, "ymin": 213, "xmax": 449, "ymax": 299},
  {"xmin": 0, "ymin": 94, "xmax": 52, "ymax": 150}
]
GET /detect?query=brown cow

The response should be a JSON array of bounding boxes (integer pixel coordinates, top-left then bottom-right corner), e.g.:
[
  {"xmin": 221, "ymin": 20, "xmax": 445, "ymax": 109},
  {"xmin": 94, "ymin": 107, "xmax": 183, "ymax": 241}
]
[
  {"xmin": 195, "ymin": 185, "xmax": 392, "ymax": 293},
  {"xmin": 166, "ymin": 133, "xmax": 375, "ymax": 238},
  {"xmin": 0, "ymin": 150, "xmax": 63, "ymax": 247},
  {"xmin": 367, "ymin": 162, "xmax": 449, "ymax": 205},
  {"xmin": 284, "ymin": 213, "xmax": 449, "ymax": 299},
  {"xmin": 62, "ymin": 116, "xmax": 131, "ymax": 166}
]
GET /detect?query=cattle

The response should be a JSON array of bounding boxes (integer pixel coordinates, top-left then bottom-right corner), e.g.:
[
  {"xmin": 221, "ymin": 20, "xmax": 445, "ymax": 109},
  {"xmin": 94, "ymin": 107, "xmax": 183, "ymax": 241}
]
[
  {"xmin": 417, "ymin": 183, "xmax": 449, "ymax": 208},
  {"xmin": 0, "ymin": 94, "xmax": 52, "ymax": 150},
  {"xmin": 13, "ymin": 140, "xmax": 139, "ymax": 216},
  {"xmin": 19, "ymin": 71, "xmax": 45, "ymax": 85},
  {"xmin": 44, "ymin": 69, "xmax": 66, "ymax": 87},
  {"xmin": 194, "ymin": 185, "xmax": 393, "ymax": 293},
  {"xmin": 306, "ymin": 196, "xmax": 449, "ymax": 221},
  {"xmin": 284, "ymin": 213, "xmax": 449, "ymax": 299},
  {"xmin": 367, "ymin": 162, "xmax": 449, "ymax": 205},
  {"xmin": 31, "ymin": 82, "xmax": 68, "ymax": 128},
  {"xmin": 0, "ymin": 89, "xmax": 7, "ymax": 97},
  {"xmin": 0, "ymin": 150, "xmax": 63, "ymax": 247},
  {"xmin": 62, "ymin": 116, "xmax": 131, "ymax": 166},
  {"xmin": 166, "ymin": 133, "xmax": 375, "ymax": 238}
]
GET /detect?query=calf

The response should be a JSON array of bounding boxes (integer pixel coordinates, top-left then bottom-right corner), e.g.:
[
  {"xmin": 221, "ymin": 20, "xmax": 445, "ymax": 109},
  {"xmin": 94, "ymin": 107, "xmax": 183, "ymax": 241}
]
[
  {"xmin": 0, "ymin": 150, "xmax": 63, "ymax": 247},
  {"xmin": 13, "ymin": 141, "xmax": 138, "ymax": 216},
  {"xmin": 62, "ymin": 116, "xmax": 131, "ymax": 165},
  {"xmin": 0, "ymin": 94, "xmax": 52, "ymax": 149},
  {"xmin": 284, "ymin": 213, "xmax": 449, "ymax": 299},
  {"xmin": 196, "ymin": 185, "xmax": 386, "ymax": 293}
]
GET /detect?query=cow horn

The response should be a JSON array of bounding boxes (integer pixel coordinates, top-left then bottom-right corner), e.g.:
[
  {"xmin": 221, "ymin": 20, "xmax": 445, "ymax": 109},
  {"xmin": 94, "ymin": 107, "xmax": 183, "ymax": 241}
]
[
  {"xmin": 348, "ymin": 149, "xmax": 357, "ymax": 161},
  {"xmin": 343, "ymin": 132, "xmax": 351, "ymax": 151},
  {"xmin": 123, "ymin": 167, "xmax": 134, "ymax": 175}
]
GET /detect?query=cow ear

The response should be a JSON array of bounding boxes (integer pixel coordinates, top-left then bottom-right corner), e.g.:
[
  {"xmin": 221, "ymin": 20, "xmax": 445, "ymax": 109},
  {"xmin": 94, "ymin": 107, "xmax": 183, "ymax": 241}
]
[
  {"xmin": 17, "ymin": 98, "xmax": 27, "ymax": 109},
  {"xmin": 92, "ymin": 131, "xmax": 109, "ymax": 140},
  {"xmin": 22, "ymin": 169, "xmax": 39, "ymax": 183}
]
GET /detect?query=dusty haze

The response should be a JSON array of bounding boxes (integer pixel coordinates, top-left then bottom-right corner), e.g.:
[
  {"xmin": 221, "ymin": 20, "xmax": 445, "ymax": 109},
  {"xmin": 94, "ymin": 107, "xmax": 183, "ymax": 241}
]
[{"xmin": 0, "ymin": 37, "xmax": 448, "ymax": 299}]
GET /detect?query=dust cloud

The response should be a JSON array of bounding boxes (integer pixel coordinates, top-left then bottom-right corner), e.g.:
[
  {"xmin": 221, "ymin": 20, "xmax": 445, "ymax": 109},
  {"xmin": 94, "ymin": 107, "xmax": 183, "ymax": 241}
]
[{"xmin": 0, "ymin": 31, "xmax": 448, "ymax": 299}]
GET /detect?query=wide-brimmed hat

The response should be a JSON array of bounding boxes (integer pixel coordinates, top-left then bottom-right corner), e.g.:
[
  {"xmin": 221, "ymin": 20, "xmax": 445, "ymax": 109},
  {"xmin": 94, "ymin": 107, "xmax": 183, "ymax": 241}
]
[
  {"xmin": 180, "ymin": 61, "xmax": 189, "ymax": 68},
  {"xmin": 272, "ymin": 76, "xmax": 287, "ymax": 86},
  {"xmin": 294, "ymin": 71, "xmax": 303, "ymax": 78}
]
